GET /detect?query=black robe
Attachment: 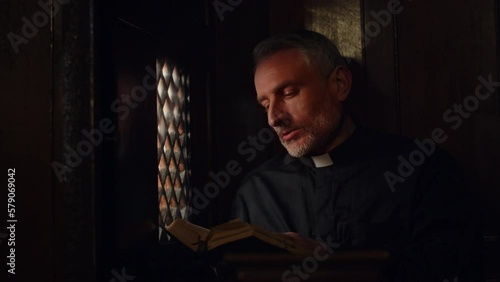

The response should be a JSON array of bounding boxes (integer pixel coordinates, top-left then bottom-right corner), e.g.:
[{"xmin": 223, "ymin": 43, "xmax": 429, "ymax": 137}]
[{"xmin": 231, "ymin": 127, "xmax": 482, "ymax": 281}]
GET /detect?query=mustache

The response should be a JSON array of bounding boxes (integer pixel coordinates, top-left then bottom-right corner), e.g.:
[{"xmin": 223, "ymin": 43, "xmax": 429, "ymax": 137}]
[
  {"xmin": 273, "ymin": 126, "xmax": 291, "ymax": 135},
  {"xmin": 273, "ymin": 123, "xmax": 302, "ymax": 137}
]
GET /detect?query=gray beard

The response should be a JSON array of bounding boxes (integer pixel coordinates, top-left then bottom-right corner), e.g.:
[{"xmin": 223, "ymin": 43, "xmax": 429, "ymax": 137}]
[{"xmin": 279, "ymin": 111, "xmax": 344, "ymax": 157}]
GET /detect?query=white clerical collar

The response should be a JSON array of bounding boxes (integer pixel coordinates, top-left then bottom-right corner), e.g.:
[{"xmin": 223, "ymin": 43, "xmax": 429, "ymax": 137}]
[{"xmin": 310, "ymin": 153, "xmax": 334, "ymax": 168}]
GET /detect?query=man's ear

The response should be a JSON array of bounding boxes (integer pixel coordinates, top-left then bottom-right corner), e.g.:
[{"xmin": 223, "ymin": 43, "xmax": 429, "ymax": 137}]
[{"xmin": 327, "ymin": 66, "xmax": 352, "ymax": 102}]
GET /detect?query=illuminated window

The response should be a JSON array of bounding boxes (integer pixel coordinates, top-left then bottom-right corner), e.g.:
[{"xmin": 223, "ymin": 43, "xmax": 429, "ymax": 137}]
[{"xmin": 157, "ymin": 58, "xmax": 191, "ymax": 231}]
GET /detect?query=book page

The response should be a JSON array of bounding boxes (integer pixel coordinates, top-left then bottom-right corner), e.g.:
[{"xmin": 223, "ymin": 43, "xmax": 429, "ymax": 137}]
[
  {"xmin": 206, "ymin": 219, "xmax": 305, "ymax": 254},
  {"xmin": 167, "ymin": 218, "xmax": 311, "ymax": 255},
  {"xmin": 166, "ymin": 219, "xmax": 210, "ymax": 251}
]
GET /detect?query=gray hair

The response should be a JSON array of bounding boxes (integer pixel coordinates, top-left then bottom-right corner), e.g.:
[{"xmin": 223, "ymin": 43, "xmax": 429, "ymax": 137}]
[{"xmin": 253, "ymin": 30, "xmax": 347, "ymax": 78}]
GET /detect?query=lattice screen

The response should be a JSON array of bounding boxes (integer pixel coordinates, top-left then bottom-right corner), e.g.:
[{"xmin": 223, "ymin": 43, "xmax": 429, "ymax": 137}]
[{"xmin": 157, "ymin": 58, "xmax": 191, "ymax": 231}]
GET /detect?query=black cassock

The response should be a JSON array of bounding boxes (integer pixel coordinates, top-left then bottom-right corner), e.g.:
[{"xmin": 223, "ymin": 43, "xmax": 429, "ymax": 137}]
[{"xmin": 231, "ymin": 126, "xmax": 482, "ymax": 281}]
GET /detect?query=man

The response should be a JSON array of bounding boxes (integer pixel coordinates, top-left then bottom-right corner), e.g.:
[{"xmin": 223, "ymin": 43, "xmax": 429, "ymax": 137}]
[{"xmin": 231, "ymin": 30, "xmax": 482, "ymax": 281}]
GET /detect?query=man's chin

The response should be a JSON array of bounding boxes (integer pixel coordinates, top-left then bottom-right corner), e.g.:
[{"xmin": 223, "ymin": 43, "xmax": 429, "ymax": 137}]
[{"xmin": 282, "ymin": 141, "xmax": 310, "ymax": 158}]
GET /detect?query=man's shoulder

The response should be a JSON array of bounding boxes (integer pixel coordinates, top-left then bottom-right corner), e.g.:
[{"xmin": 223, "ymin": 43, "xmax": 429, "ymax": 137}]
[
  {"xmin": 338, "ymin": 126, "xmax": 459, "ymax": 171},
  {"xmin": 360, "ymin": 127, "xmax": 455, "ymax": 159},
  {"xmin": 339, "ymin": 126, "xmax": 415, "ymax": 162},
  {"xmin": 358, "ymin": 127, "xmax": 412, "ymax": 150},
  {"xmin": 358, "ymin": 127, "xmax": 462, "ymax": 177},
  {"xmin": 245, "ymin": 152, "xmax": 301, "ymax": 176},
  {"xmin": 234, "ymin": 152, "xmax": 303, "ymax": 198}
]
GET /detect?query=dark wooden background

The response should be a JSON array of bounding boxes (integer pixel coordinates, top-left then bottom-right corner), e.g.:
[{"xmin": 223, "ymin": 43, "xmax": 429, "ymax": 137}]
[{"xmin": 1, "ymin": 0, "xmax": 499, "ymax": 281}]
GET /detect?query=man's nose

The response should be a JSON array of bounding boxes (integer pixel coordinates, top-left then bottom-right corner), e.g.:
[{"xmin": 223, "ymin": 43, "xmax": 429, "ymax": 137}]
[{"xmin": 267, "ymin": 101, "xmax": 288, "ymax": 127}]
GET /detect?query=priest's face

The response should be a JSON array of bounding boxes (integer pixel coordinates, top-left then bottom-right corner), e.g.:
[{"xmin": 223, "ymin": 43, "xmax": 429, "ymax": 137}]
[{"xmin": 254, "ymin": 48, "xmax": 351, "ymax": 157}]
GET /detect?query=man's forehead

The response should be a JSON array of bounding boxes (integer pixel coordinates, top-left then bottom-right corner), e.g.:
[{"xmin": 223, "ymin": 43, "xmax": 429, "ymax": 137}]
[{"xmin": 254, "ymin": 49, "xmax": 312, "ymax": 96}]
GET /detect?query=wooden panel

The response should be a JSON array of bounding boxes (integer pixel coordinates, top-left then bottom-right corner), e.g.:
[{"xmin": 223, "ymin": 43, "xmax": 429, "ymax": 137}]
[
  {"xmin": 397, "ymin": 0, "xmax": 500, "ymax": 233},
  {"xmin": 304, "ymin": 0, "xmax": 363, "ymax": 62},
  {"xmin": 51, "ymin": 0, "xmax": 96, "ymax": 281},
  {"xmin": 304, "ymin": 0, "xmax": 400, "ymax": 133},
  {"xmin": 361, "ymin": 0, "xmax": 400, "ymax": 133},
  {"xmin": 0, "ymin": 1, "xmax": 53, "ymax": 281},
  {"xmin": 269, "ymin": 0, "xmax": 305, "ymax": 33},
  {"xmin": 223, "ymin": 251, "xmax": 389, "ymax": 282},
  {"xmin": 93, "ymin": 1, "xmax": 212, "ymax": 279},
  {"xmin": 111, "ymin": 22, "xmax": 158, "ymax": 251},
  {"xmin": 397, "ymin": 1, "xmax": 500, "ymax": 278},
  {"xmin": 211, "ymin": 0, "xmax": 273, "ymax": 225}
]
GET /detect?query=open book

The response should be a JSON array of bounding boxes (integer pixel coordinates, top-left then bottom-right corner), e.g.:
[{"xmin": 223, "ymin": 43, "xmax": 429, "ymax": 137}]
[{"xmin": 165, "ymin": 218, "xmax": 310, "ymax": 255}]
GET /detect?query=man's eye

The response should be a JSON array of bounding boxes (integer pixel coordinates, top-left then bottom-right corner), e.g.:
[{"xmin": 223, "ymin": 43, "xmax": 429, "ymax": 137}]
[
  {"xmin": 283, "ymin": 89, "xmax": 298, "ymax": 97},
  {"xmin": 261, "ymin": 104, "xmax": 269, "ymax": 113}
]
